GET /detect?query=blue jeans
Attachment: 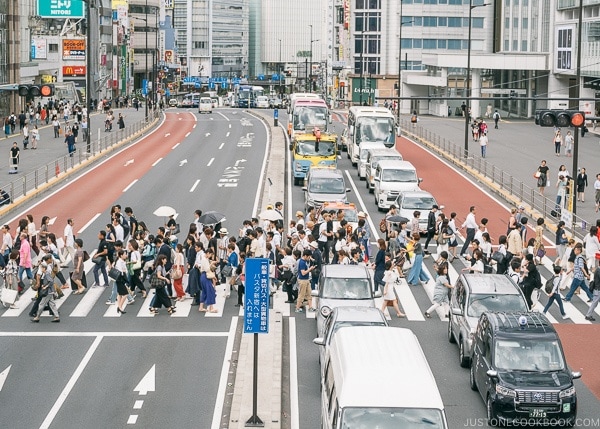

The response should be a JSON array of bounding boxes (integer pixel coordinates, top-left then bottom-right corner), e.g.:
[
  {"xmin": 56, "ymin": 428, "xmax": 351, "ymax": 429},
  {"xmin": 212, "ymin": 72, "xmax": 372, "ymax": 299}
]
[
  {"xmin": 93, "ymin": 260, "xmax": 109, "ymax": 285},
  {"xmin": 543, "ymin": 292, "xmax": 565, "ymax": 316},
  {"xmin": 565, "ymin": 277, "xmax": 593, "ymax": 301},
  {"xmin": 407, "ymin": 253, "xmax": 430, "ymax": 285},
  {"xmin": 18, "ymin": 266, "xmax": 33, "ymax": 282}
]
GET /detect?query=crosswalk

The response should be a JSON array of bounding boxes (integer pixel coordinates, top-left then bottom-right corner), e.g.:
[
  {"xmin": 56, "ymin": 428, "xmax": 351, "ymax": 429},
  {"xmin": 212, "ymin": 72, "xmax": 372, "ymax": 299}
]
[{"xmin": 2, "ymin": 247, "xmax": 598, "ymax": 323}]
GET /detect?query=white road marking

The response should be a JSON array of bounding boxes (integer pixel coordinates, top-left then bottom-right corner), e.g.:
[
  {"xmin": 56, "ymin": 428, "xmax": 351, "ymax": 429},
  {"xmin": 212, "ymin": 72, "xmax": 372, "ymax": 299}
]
[
  {"xmin": 185, "ymin": 132, "xmax": 191, "ymax": 138},
  {"xmin": 123, "ymin": 179, "xmax": 138, "ymax": 193},
  {"xmin": 0, "ymin": 331, "xmax": 230, "ymax": 337},
  {"xmin": 344, "ymin": 170, "xmax": 381, "ymax": 240},
  {"xmin": 395, "ymin": 279, "xmax": 426, "ymax": 321},
  {"xmin": 217, "ymin": 112, "xmax": 229, "ymax": 121},
  {"xmin": 124, "ymin": 159, "xmax": 134, "ymax": 166},
  {"xmin": 39, "ymin": 336, "xmax": 103, "ymax": 429},
  {"xmin": 210, "ymin": 317, "xmax": 238, "ymax": 429},
  {"xmin": 164, "ymin": 133, "xmax": 170, "ymax": 137},
  {"xmin": 78, "ymin": 213, "xmax": 101, "ymax": 234},
  {"xmin": 218, "ymin": 143, "xmax": 224, "ymax": 150},
  {"xmin": 0, "ymin": 365, "xmax": 11, "ymax": 392},
  {"xmin": 205, "ymin": 132, "xmax": 211, "ymax": 137},
  {"xmin": 127, "ymin": 415, "xmax": 138, "ymax": 424},
  {"xmin": 289, "ymin": 318, "xmax": 300, "ymax": 429},
  {"xmin": 193, "ymin": 124, "xmax": 196, "ymax": 128},
  {"xmin": 137, "ymin": 292, "xmax": 157, "ymax": 317},
  {"xmin": 170, "ymin": 297, "xmax": 193, "ymax": 317},
  {"xmin": 207, "ymin": 157, "xmax": 215, "ymax": 167},
  {"xmin": 172, "ymin": 142, "xmax": 180, "ymax": 149},
  {"xmin": 151, "ymin": 158, "xmax": 162, "ymax": 167},
  {"xmin": 133, "ymin": 400, "xmax": 144, "ymax": 409},
  {"xmin": 228, "ymin": 123, "xmax": 231, "ymax": 128},
  {"xmin": 189, "ymin": 179, "xmax": 201, "ymax": 193},
  {"xmin": 179, "ymin": 159, "xmax": 188, "ymax": 167},
  {"xmin": 226, "ymin": 132, "xmax": 230, "ymax": 138},
  {"xmin": 134, "ymin": 365, "xmax": 155, "ymax": 395},
  {"xmin": 205, "ymin": 284, "xmax": 227, "ymax": 317},
  {"xmin": 69, "ymin": 285, "xmax": 105, "ymax": 317}
]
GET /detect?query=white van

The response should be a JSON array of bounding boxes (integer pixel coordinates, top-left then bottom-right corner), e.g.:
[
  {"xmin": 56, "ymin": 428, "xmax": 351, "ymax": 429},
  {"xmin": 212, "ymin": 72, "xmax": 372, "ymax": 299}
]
[
  {"xmin": 356, "ymin": 141, "xmax": 386, "ymax": 180},
  {"xmin": 198, "ymin": 97, "xmax": 213, "ymax": 114},
  {"xmin": 321, "ymin": 326, "xmax": 449, "ymax": 429},
  {"xmin": 373, "ymin": 159, "xmax": 421, "ymax": 210},
  {"xmin": 365, "ymin": 148, "xmax": 403, "ymax": 191}
]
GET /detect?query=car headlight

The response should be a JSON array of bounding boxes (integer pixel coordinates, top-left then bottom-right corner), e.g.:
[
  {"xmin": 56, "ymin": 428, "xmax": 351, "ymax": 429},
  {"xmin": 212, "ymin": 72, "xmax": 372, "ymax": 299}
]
[
  {"xmin": 320, "ymin": 306, "xmax": 332, "ymax": 318},
  {"xmin": 496, "ymin": 385, "xmax": 516, "ymax": 398},
  {"xmin": 560, "ymin": 386, "xmax": 576, "ymax": 398}
]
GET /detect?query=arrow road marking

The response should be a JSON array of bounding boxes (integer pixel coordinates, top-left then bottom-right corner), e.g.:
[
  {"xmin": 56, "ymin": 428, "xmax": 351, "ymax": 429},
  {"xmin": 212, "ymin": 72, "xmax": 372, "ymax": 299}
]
[
  {"xmin": 234, "ymin": 159, "xmax": 247, "ymax": 167},
  {"xmin": 124, "ymin": 159, "xmax": 134, "ymax": 166},
  {"xmin": 179, "ymin": 159, "xmax": 188, "ymax": 167},
  {"xmin": 164, "ymin": 133, "xmax": 171, "ymax": 137},
  {"xmin": 0, "ymin": 365, "xmax": 11, "ymax": 391},
  {"xmin": 205, "ymin": 132, "xmax": 211, "ymax": 137},
  {"xmin": 134, "ymin": 364, "xmax": 156, "ymax": 396}
]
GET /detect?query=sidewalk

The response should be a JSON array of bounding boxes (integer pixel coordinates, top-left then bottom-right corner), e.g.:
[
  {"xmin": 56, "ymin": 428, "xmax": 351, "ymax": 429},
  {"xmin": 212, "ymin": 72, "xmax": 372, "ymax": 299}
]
[
  {"xmin": 1, "ymin": 107, "xmax": 148, "ymax": 176},
  {"xmin": 227, "ymin": 110, "xmax": 286, "ymax": 429}
]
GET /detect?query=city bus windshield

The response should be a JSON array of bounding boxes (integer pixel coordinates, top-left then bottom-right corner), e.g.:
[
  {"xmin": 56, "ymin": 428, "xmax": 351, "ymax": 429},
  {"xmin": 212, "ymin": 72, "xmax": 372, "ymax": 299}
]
[
  {"xmin": 293, "ymin": 106, "xmax": 328, "ymax": 130},
  {"xmin": 356, "ymin": 117, "xmax": 395, "ymax": 144}
]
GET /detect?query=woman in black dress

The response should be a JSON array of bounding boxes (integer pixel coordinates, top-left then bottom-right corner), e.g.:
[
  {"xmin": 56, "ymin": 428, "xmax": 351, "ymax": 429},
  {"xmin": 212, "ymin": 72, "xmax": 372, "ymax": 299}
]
[
  {"xmin": 577, "ymin": 167, "xmax": 588, "ymax": 202},
  {"xmin": 150, "ymin": 255, "xmax": 176, "ymax": 315},
  {"xmin": 115, "ymin": 250, "xmax": 130, "ymax": 314},
  {"xmin": 536, "ymin": 160, "xmax": 550, "ymax": 196}
]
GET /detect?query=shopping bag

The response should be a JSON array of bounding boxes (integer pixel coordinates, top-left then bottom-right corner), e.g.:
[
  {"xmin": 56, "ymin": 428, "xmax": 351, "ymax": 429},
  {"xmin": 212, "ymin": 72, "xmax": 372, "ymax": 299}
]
[{"xmin": 1, "ymin": 287, "xmax": 18, "ymax": 307}]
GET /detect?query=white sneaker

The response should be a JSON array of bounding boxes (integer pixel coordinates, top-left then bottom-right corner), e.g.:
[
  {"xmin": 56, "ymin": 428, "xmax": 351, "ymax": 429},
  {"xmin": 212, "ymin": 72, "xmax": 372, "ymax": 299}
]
[
  {"xmin": 562, "ymin": 314, "xmax": 569, "ymax": 320},
  {"xmin": 105, "ymin": 300, "xmax": 115, "ymax": 305}
]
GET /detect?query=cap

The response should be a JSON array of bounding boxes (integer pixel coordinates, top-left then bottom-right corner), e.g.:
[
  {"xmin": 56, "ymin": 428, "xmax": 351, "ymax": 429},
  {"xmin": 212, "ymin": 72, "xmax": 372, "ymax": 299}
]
[
  {"xmin": 518, "ymin": 205, "xmax": 525, "ymax": 210},
  {"xmin": 219, "ymin": 228, "xmax": 228, "ymax": 235},
  {"xmin": 309, "ymin": 241, "xmax": 318, "ymax": 249},
  {"xmin": 358, "ymin": 211, "xmax": 366, "ymax": 218},
  {"xmin": 296, "ymin": 210, "xmax": 304, "ymax": 217}
]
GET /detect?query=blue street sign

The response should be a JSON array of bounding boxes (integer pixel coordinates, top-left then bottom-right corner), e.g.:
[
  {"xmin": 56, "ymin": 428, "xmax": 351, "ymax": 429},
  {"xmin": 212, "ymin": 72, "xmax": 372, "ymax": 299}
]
[
  {"xmin": 209, "ymin": 82, "xmax": 215, "ymax": 89},
  {"xmin": 274, "ymin": 109, "xmax": 278, "ymax": 119},
  {"xmin": 222, "ymin": 82, "xmax": 228, "ymax": 89},
  {"xmin": 272, "ymin": 73, "xmax": 279, "ymax": 81},
  {"xmin": 243, "ymin": 258, "xmax": 270, "ymax": 334},
  {"xmin": 258, "ymin": 74, "xmax": 265, "ymax": 81},
  {"xmin": 142, "ymin": 79, "xmax": 148, "ymax": 96}
]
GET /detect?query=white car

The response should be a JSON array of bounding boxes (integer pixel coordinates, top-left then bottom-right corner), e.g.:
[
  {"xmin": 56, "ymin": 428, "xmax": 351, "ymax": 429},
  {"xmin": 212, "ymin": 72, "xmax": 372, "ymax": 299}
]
[
  {"xmin": 255, "ymin": 96, "xmax": 270, "ymax": 109},
  {"xmin": 198, "ymin": 97, "xmax": 213, "ymax": 114}
]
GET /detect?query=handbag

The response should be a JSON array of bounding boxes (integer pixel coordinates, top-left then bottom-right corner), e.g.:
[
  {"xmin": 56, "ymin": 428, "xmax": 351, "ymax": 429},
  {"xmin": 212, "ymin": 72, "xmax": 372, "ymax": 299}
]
[
  {"xmin": 92, "ymin": 256, "xmax": 103, "ymax": 265},
  {"xmin": 533, "ymin": 171, "xmax": 541, "ymax": 179},
  {"xmin": 491, "ymin": 251, "xmax": 505, "ymax": 264},
  {"xmin": 221, "ymin": 265, "xmax": 233, "ymax": 278},
  {"xmin": 83, "ymin": 251, "xmax": 90, "ymax": 262},
  {"xmin": 108, "ymin": 267, "xmax": 122, "ymax": 281},
  {"xmin": 150, "ymin": 273, "xmax": 165, "ymax": 289},
  {"xmin": 536, "ymin": 247, "xmax": 546, "ymax": 258},
  {"xmin": 171, "ymin": 265, "xmax": 183, "ymax": 280}
]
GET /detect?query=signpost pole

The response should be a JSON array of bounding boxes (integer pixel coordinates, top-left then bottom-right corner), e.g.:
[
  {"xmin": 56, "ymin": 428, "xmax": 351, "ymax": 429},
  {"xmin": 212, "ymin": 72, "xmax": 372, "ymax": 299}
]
[{"xmin": 245, "ymin": 333, "xmax": 264, "ymax": 427}]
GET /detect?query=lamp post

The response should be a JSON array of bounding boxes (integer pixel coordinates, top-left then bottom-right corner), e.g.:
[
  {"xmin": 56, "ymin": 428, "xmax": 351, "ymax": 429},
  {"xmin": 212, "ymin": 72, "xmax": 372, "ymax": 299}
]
[
  {"xmin": 397, "ymin": 1, "xmax": 415, "ymax": 130},
  {"xmin": 309, "ymin": 25, "xmax": 319, "ymax": 93},
  {"xmin": 359, "ymin": 30, "xmax": 364, "ymax": 106},
  {"xmin": 278, "ymin": 38, "xmax": 282, "ymax": 96},
  {"xmin": 463, "ymin": 0, "xmax": 489, "ymax": 158},
  {"xmin": 571, "ymin": 0, "xmax": 584, "ymax": 215},
  {"xmin": 85, "ymin": 0, "xmax": 92, "ymax": 153}
]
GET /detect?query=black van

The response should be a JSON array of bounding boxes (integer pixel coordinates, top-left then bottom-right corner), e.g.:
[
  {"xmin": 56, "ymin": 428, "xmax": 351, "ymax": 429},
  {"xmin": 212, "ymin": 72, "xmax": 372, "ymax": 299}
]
[{"xmin": 470, "ymin": 312, "xmax": 580, "ymax": 427}]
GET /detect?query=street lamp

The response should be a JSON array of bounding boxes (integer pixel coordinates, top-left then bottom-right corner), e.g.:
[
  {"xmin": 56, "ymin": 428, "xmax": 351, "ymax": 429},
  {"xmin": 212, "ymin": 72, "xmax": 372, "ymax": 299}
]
[
  {"xmin": 359, "ymin": 30, "xmax": 365, "ymax": 106},
  {"xmin": 463, "ymin": 0, "xmax": 489, "ymax": 158},
  {"xmin": 85, "ymin": 0, "xmax": 92, "ymax": 153},
  {"xmin": 132, "ymin": 12, "xmax": 149, "ymax": 121},
  {"xmin": 397, "ymin": 0, "xmax": 414, "ymax": 130},
  {"xmin": 278, "ymin": 38, "xmax": 282, "ymax": 96},
  {"xmin": 309, "ymin": 24, "xmax": 320, "ymax": 93}
]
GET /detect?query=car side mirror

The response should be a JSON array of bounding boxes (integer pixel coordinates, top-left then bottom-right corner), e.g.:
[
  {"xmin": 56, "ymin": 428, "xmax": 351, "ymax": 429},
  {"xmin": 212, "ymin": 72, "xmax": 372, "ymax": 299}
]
[
  {"xmin": 313, "ymin": 337, "xmax": 325, "ymax": 346},
  {"xmin": 487, "ymin": 370, "xmax": 499, "ymax": 379},
  {"xmin": 346, "ymin": 188, "xmax": 351, "ymax": 193},
  {"xmin": 311, "ymin": 290, "xmax": 319, "ymax": 297},
  {"xmin": 451, "ymin": 307, "xmax": 463, "ymax": 316},
  {"xmin": 572, "ymin": 371, "xmax": 582, "ymax": 379},
  {"xmin": 374, "ymin": 177, "xmax": 380, "ymax": 182},
  {"xmin": 302, "ymin": 187, "xmax": 308, "ymax": 192}
]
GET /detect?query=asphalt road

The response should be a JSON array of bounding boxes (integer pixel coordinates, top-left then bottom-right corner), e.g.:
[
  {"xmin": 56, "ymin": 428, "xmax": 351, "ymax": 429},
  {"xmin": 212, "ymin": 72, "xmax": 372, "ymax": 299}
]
[
  {"xmin": 289, "ymin": 115, "xmax": 600, "ymax": 429},
  {"xmin": 0, "ymin": 107, "xmax": 267, "ymax": 429}
]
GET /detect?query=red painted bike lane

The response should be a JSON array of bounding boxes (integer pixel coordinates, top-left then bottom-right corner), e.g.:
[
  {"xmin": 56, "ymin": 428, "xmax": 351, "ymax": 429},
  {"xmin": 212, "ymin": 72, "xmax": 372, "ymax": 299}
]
[
  {"xmin": 396, "ymin": 134, "xmax": 600, "ymax": 400},
  {"xmin": 6, "ymin": 112, "xmax": 196, "ymax": 233}
]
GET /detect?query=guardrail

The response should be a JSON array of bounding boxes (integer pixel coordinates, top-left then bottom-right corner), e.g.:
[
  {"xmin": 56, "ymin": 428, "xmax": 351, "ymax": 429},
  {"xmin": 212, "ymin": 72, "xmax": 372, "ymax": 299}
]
[
  {"xmin": 400, "ymin": 118, "xmax": 591, "ymax": 240},
  {"xmin": 1, "ymin": 111, "xmax": 159, "ymax": 215}
]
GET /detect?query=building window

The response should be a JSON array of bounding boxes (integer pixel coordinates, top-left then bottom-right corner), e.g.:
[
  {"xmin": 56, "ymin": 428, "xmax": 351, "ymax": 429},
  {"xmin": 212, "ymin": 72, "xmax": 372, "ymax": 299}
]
[
  {"xmin": 438, "ymin": 17, "xmax": 447, "ymax": 26},
  {"xmin": 355, "ymin": 13, "xmax": 364, "ymax": 31},
  {"xmin": 49, "ymin": 43, "xmax": 59, "ymax": 53},
  {"xmin": 505, "ymin": 17, "xmax": 510, "ymax": 28},
  {"xmin": 449, "ymin": 0, "xmax": 462, "ymax": 4},
  {"xmin": 448, "ymin": 39, "xmax": 461, "ymax": 49},
  {"xmin": 438, "ymin": 39, "xmax": 447, "ymax": 48},
  {"xmin": 472, "ymin": 18, "xmax": 484, "ymax": 28},
  {"xmin": 423, "ymin": 39, "xmax": 437, "ymax": 49},
  {"xmin": 522, "ymin": 17, "xmax": 528, "ymax": 29},
  {"xmin": 194, "ymin": 41, "xmax": 206, "ymax": 49},
  {"xmin": 401, "ymin": 38, "xmax": 413, "ymax": 49},
  {"xmin": 414, "ymin": 17, "xmax": 423, "ymax": 26},
  {"xmin": 368, "ymin": 15, "xmax": 380, "ymax": 31},
  {"xmin": 424, "ymin": 0, "xmax": 437, "ymax": 4},
  {"xmin": 448, "ymin": 17, "xmax": 462, "ymax": 27},
  {"xmin": 423, "ymin": 17, "xmax": 437, "ymax": 26},
  {"xmin": 413, "ymin": 38, "xmax": 422, "ymax": 48},
  {"xmin": 336, "ymin": 6, "xmax": 344, "ymax": 24},
  {"xmin": 367, "ymin": 37, "xmax": 380, "ymax": 53},
  {"xmin": 368, "ymin": 0, "xmax": 381, "ymax": 8},
  {"xmin": 513, "ymin": 40, "xmax": 518, "ymax": 50},
  {"xmin": 521, "ymin": 40, "xmax": 528, "ymax": 51}
]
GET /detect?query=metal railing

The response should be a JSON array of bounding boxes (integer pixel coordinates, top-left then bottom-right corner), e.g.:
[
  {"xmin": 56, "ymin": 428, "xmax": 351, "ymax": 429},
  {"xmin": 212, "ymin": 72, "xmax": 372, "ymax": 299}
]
[
  {"xmin": 1, "ymin": 111, "xmax": 159, "ymax": 215},
  {"xmin": 400, "ymin": 118, "xmax": 591, "ymax": 240}
]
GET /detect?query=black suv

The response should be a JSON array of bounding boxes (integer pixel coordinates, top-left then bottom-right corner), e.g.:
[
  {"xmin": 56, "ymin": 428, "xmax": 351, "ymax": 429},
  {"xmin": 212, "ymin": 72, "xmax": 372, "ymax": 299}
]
[{"xmin": 470, "ymin": 312, "xmax": 580, "ymax": 427}]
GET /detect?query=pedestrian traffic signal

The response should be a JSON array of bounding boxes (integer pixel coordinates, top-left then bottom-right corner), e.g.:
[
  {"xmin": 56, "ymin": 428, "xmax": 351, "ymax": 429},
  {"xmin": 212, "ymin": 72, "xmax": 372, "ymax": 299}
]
[
  {"xmin": 535, "ymin": 109, "xmax": 586, "ymax": 127},
  {"xmin": 17, "ymin": 84, "xmax": 54, "ymax": 98}
]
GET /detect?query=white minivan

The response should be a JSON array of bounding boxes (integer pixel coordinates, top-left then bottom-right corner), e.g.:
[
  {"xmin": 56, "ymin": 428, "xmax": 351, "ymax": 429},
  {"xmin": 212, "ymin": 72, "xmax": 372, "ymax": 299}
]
[
  {"xmin": 373, "ymin": 159, "xmax": 421, "ymax": 210},
  {"xmin": 321, "ymin": 326, "xmax": 449, "ymax": 429},
  {"xmin": 198, "ymin": 97, "xmax": 213, "ymax": 114},
  {"xmin": 356, "ymin": 141, "xmax": 386, "ymax": 180}
]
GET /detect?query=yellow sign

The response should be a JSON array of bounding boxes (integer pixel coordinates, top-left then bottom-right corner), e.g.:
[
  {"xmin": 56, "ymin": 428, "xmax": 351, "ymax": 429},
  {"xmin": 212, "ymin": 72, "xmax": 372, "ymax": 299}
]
[
  {"xmin": 41, "ymin": 74, "xmax": 55, "ymax": 84},
  {"xmin": 111, "ymin": 0, "xmax": 128, "ymax": 7}
]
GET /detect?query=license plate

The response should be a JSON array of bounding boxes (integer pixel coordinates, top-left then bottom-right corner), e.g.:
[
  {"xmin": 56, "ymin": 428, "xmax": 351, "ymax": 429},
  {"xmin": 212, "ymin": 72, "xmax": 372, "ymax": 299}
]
[{"xmin": 529, "ymin": 409, "xmax": 547, "ymax": 418}]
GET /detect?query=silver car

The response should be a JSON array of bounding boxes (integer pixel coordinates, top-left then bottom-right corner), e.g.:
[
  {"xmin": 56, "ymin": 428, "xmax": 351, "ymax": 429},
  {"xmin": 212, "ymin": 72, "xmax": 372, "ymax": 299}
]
[
  {"xmin": 395, "ymin": 190, "xmax": 440, "ymax": 234},
  {"xmin": 311, "ymin": 264, "xmax": 382, "ymax": 336},
  {"xmin": 303, "ymin": 167, "xmax": 350, "ymax": 211},
  {"xmin": 313, "ymin": 306, "xmax": 388, "ymax": 372},
  {"xmin": 448, "ymin": 274, "xmax": 529, "ymax": 368}
]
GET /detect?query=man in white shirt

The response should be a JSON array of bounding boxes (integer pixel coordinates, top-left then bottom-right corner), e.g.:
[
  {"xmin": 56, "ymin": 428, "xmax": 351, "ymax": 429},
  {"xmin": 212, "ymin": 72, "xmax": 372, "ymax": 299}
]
[
  {"xmin": 460, "ymin": 206, "xmax": 478, "ymax": 256},
  {"xmin": 112, "ymin": 217, "xmax": 124, "ymax": 242},
  {"xmin": 62, "ymin": 218, "xmax": 76, "ymax": 267}
]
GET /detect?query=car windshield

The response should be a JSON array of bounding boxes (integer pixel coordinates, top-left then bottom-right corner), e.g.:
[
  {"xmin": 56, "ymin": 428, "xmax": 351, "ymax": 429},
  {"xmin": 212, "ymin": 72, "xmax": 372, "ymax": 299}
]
[
  {"xmin": 296, "ymin": 140, "xmax": 336, "ymax": 156},
  {"xmin": 321, "ymin": 277, "xmax": 371, "ymax": 299},
  {"xmin": 308, "ymin": 177, "xmax": 345, "ymax": 194},
  {"xmin": 332, "ymin": 321, "xmax": 386, "ymax": 337},
  {"xmin": 382, "ymin": 169, "xmax": 417, "ymax": 182},
  {"xmin": 341, "ymin": 407, "xmax": 446, "ymax": 429},
  {"xmin": 372, "ymin": 155, "xmax": 401, "ymax": 168},
  {"xmin": 293, "ymin": 106, "xmax": 328, "ymax": 130},
  {"xmin": 356, "ymin": 117, "xmax": 395, "ymax": 144},
  {"xmin": 494, "ymin": 339, "xmax": 566, "ymax": 371},
  {"xmin": 402, "ymin": 196, "xmax": 437, "ymax": 210},
  {"xmin": 339, "ymin": 209, "xmax": 358, "ymax": 222},
  {"xmin": 467, "ymin": 294, "xmax": 529, "ymax": 318}
]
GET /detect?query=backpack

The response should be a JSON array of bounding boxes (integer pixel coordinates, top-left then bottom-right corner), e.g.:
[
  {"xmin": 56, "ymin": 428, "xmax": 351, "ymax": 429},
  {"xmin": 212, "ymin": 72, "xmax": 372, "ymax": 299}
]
[
  {"xmin": 379, "ymin": 218, "xmax": 387, "ymax": 233},
  {"xmin": 121, "ymin": 218, "xmax": 130, "ymax": 238},
  {"xmin": 545, "ymin": 275, "xmax": 557, "ymax": 295},
  {"xmin": 533, "ymin": 269, "xmax": 543, "ymax": 289},
  {"xmin": 493, "ymin": 112, "xmax": 500, "ymax": 120}
]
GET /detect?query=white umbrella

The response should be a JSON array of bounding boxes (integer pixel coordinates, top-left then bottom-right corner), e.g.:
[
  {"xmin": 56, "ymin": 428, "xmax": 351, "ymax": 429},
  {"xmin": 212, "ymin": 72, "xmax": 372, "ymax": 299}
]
[
  {"xmin": 259, "ymin": 209, "xmax": 283, "ymax": 221},
  {"xmin": 153, "ymin": 206, "xmax": 177, "ymax": 217}
]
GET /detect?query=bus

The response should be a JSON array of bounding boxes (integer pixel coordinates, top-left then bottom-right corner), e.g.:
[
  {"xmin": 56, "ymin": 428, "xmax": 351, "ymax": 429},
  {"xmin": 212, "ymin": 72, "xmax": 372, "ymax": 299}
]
[
  {"xmin": 234, "ymin": 85, "xmax": 252, "ymax": 108},
  {"xmin": 347, "ymin": 106, "xmax": 397, "ymax": 166},
  {"xmin": 201, "ymin": 91, "xmax": 219, "ymax": 107},
  {"xmin": 291, "ymin": 132, "xmax": 338, "ymax": 185},
  {"xmin": 180, "ymin": 93, "xmax": 200, "ymax": 108},
  {"xmin": 252, "ymin": 86, "xmax": 265, "ymax": 105},
  {"xmin": 288, "ymin": 98, "xmax": 331, "ymax": 141}
]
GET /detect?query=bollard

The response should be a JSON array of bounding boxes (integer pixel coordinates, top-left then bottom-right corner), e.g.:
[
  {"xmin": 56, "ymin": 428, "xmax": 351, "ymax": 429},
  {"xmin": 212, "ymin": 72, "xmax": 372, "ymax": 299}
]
[{"xmin": 274, "ymin": 108, "xmax": 279, "ymax": 127}]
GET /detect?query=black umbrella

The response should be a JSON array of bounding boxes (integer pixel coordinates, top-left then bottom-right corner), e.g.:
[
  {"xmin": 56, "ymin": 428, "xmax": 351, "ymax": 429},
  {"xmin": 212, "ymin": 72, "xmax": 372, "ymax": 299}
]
[
  {"xmin": 387, "ymin": 215, "xmax": 409, "ymax": 223},
  {"xmin": 198, "ymin": 211, "xmax": 227, "ymax": 225}
]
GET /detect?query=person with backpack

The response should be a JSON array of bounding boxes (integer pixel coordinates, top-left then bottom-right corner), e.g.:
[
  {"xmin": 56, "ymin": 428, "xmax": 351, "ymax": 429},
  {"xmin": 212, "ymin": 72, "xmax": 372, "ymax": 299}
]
[
  {"xmin": 543, "ymin": 265, "xmax": 568, "ymax": 319},
  {"xmin": 564, "ymin": 243, "xmax": 594, "ymax": 302},
  {"xmin": 492, "ymin": 109, "xmax": 500, "ymax": 129},
  {"xmin": 521, "ymin": 254, "xmax": 542, "ymax": 310}
]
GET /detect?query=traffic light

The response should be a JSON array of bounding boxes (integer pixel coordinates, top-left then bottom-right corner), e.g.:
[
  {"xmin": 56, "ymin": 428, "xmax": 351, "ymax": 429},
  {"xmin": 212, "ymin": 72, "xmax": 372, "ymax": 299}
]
[
  {"xmin": 535, "ymin": 109, "xmax": 585, "ymax": 127},
  {"xmin": 18, "ymin": 84, "xmax": 54, "ymax": 99}
]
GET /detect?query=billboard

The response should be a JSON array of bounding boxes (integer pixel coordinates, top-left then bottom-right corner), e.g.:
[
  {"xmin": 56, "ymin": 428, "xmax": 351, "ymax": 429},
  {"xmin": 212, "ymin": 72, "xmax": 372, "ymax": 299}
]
[
  {"xmin": 63, "ymin": 66, "xmax": 86, "ymax": 77},
  {"xmin": 63, "ymin": 39, "xmax": 86, "ymax": 60},
  {"xmin": 31, "ymin": 38, "xmax": 47, "ymax": 59},
  {"xmin": 38, "ymin": 0, "xmax": 84, "ymax": 18}
]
